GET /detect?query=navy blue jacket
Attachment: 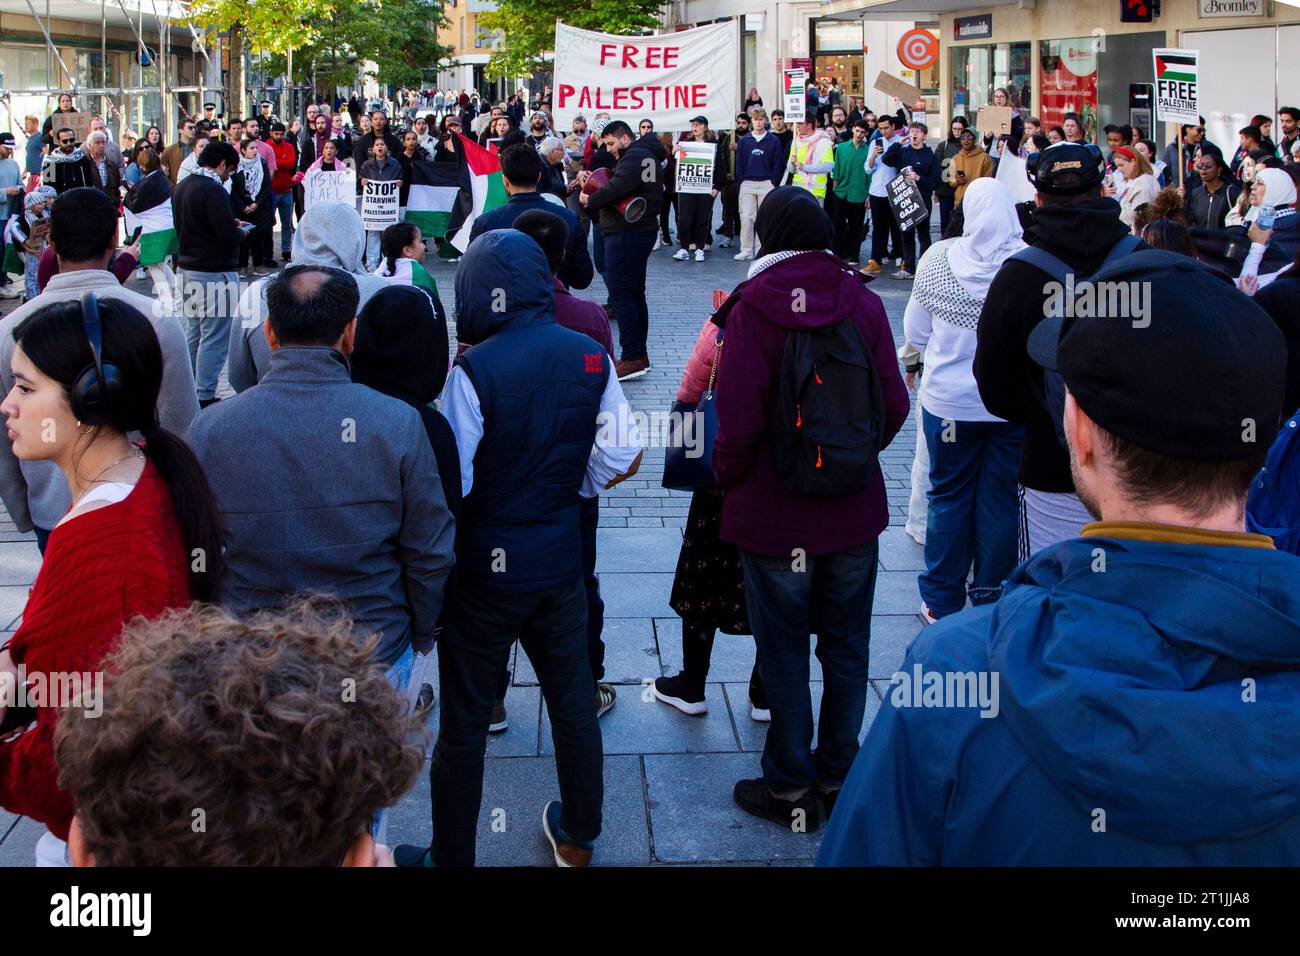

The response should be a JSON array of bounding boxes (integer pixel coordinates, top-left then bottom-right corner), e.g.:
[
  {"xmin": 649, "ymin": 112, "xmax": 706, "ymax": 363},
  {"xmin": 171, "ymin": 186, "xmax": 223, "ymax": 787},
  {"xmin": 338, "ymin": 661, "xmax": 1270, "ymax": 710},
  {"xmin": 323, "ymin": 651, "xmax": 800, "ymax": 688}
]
[
  {"xmin": 882, "ymin": 142, "xmax": 942, "ymax": 199},
  {"xmin": 735, "ymin": 131, "xmax": 784, "ymax": 186},
  {"xmin": 818, "ymin": 531, "xmax": 1300, "ymax": 865},
  {"xmin": 453, "ymin": 230, "xmax": 609, "ymax": 592},
  {"xmin": 467, "ymin": 191, "xmax": 593, "ymax": 290}
]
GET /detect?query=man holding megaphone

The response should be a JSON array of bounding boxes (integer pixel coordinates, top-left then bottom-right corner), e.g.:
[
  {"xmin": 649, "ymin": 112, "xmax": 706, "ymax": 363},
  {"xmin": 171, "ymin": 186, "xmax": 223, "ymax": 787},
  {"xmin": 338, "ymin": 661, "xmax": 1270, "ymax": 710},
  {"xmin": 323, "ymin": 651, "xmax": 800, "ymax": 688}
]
[{"xmin": 579, "ymin": 120, "xmax": 666, "ymax": 381}]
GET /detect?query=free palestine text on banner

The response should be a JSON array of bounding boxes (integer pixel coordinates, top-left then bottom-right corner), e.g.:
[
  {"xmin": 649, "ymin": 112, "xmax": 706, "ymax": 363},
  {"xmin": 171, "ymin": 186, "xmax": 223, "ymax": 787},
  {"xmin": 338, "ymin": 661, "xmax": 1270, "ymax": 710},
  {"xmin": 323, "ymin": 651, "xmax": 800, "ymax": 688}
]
[
  {"xmin": 1153, "ymin": 48, "xmax": 1199, "ymax": 125},
  {"xmin": 552, "ymin": 20, "xmax": 740, "ymax": 132}
]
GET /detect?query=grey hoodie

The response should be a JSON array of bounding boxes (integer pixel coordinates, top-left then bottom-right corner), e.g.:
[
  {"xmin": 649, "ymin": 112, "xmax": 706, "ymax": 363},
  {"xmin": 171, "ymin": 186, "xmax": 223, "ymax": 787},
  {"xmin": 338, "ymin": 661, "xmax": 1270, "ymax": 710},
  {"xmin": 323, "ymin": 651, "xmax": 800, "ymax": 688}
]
[{"xmin": 227, "ymin": 200, "xmax": 392, "ymax": 392}]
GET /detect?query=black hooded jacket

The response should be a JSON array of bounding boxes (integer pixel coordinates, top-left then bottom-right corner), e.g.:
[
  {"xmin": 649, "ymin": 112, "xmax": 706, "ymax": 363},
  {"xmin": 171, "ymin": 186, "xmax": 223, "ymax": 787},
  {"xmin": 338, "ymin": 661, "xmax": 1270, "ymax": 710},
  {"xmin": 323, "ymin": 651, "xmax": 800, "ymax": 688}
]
[
  {"xmin": 351, "ymin": 286, "xmax": 461, "ymax": 518},
  {"xmin": 973, "ymin": 196, "xmax": 1142, "ymax": 493},
  {"xmin": 586, "ymin": 132, "xmax": 666, "ymax": 235}
]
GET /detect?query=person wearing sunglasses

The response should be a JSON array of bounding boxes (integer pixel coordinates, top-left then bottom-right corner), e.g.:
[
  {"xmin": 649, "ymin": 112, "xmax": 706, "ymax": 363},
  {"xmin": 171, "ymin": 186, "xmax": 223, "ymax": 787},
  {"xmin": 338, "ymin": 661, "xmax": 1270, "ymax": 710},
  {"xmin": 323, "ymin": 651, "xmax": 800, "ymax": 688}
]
[{"xmin": 39, "ymin": 128, "xmax": 95, "ymax": 194}]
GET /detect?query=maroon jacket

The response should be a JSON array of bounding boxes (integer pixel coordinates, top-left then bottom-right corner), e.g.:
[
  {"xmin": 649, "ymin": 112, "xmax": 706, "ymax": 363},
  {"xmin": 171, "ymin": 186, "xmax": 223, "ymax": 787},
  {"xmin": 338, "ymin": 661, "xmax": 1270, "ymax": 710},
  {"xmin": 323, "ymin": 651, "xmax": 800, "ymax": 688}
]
[
  {"xmin": 553, "ymin": 276, "xmax": 614, "ymax": 356},
  {"xmin": 37, "ymin": 245, "xmax": 138, "ymax": 294},
  {"xmin": 712, "ymin": 251, "xmax": 908, "ymax": 557}
]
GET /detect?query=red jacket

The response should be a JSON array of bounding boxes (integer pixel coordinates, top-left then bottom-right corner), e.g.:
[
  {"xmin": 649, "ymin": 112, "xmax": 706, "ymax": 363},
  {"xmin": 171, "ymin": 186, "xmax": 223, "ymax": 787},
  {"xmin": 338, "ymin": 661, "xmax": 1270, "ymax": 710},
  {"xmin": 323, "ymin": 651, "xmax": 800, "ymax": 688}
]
[
  {"xmin": 0, "ymin": 461, "xmax": 190, "ymax": 840},
  {"xmin": 269, "ymin": 138, "xmax": 299, "ymax": 194}
]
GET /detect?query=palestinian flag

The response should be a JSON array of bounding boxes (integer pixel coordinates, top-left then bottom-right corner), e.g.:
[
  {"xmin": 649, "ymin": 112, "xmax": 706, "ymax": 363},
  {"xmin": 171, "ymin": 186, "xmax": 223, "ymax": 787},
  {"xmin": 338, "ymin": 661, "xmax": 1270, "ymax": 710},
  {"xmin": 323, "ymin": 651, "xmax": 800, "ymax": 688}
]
[
  {"xmin": 447, "ymin": 132, "xmax": 508, "ymax": 254},
  {"xmin": 377, "ymin": 257, "xmax": 440, "ymax": 298},
  {"xmin": 3, "ymin": 216, "xmax": 23, "ymax": 277},
  {"xmin": 122, "ymin": 172, "xmax": 178, "ymax": 266},
  {"xmin": 405, "ymin": 159, "xmax": 463, "ymax": 243},
  {"xmin": 1155, "ymin": 51, "xmax": 1196, "ymax": 84}
]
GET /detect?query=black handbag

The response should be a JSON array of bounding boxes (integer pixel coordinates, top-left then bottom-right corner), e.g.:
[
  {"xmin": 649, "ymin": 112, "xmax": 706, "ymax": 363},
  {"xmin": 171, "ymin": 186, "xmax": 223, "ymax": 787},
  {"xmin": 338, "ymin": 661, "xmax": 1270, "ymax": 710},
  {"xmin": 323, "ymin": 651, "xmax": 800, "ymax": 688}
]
[{"xmin": 661, "ymin": 332, "xmax": 721, "ymax": 491}]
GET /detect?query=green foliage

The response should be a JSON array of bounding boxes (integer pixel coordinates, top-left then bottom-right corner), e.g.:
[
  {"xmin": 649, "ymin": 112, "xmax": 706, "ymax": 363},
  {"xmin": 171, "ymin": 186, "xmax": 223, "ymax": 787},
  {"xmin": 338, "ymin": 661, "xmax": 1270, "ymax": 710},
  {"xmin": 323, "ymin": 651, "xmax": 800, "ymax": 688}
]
[
  {"xmin": 190, "ymin": 0, "xmax": 334, "ymax": 55},
  {"xmin": 478, "ymin": 0, "xmax": 665, "ymax": 80}
]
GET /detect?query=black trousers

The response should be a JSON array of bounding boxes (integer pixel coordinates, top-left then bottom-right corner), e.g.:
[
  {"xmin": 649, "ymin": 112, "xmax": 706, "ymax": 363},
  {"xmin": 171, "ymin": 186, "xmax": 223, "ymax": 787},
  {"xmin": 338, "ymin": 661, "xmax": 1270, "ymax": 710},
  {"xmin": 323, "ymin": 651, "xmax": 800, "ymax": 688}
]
[
  {"xmin": 239, "ymin": 224, "xmax": 273, "ymax": 267},
  {"xmin": 720, "ymin": 178, "xmax": 740, "ymax": 237},
  {"xmin": 677, "ymin": 193, "xmax": 714, "ymax": 249},
  {"xmin": 832, "ymin": 199, "xmax": 867, "ymax": 261},
  {"xmin": 660, "ymin": 194, "xmax": 676, "ymax": 242},
  {"xmin": 431, "ymin": 577, "xmax": 603, "ymax": 866},
  {"xmin": 869, "ymin": 195, "xmax": 902, "ymax": 264},
  {"xmin": 900, "ymin": 195, "xmax": 935, "ymax": 273}
]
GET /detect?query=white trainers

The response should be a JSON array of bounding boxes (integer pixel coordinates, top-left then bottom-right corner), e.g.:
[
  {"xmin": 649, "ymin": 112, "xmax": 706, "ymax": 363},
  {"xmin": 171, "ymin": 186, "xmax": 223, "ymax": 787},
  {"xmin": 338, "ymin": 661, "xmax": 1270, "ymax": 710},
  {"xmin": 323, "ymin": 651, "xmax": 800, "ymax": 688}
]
[
  {"xmin": 694, "ymin": 249, "xmax": 705, "ymax": 262},
  {"xmin": 672, "ymin": 248, "xmax": 690, "ymax": 261},
  {"xmin": 653, "ymin": 236, "xmax": 663, "ymax": 251},
  {"xmin": 733, "ymin": 251, "xmax": 755, "ymax": 261}
]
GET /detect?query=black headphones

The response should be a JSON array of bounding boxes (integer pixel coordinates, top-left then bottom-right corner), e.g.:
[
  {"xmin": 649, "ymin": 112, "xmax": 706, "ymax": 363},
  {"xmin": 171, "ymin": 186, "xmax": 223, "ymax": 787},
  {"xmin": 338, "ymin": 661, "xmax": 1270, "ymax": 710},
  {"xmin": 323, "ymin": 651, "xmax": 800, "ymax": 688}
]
[{"xmin": 70, "ymin": 292, "xmax": 125, "ymax": 426}]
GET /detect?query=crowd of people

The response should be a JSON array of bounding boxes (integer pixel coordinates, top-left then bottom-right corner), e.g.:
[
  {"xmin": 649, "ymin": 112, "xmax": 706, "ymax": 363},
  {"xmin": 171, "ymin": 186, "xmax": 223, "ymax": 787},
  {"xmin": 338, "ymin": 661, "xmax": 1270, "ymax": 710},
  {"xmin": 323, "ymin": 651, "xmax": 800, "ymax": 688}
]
[{"xmin": 1, "ymin": 82, "xmax": 1299, "ymax": 869}]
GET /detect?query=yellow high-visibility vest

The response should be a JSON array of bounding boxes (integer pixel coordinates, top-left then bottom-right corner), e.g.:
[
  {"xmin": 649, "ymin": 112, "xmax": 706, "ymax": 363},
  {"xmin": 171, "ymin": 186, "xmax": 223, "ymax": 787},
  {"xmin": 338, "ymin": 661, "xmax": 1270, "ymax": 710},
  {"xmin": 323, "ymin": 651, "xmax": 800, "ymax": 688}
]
[{"xmin": 792, "ymin": 137, "xmax": 831, "ymax": 198}]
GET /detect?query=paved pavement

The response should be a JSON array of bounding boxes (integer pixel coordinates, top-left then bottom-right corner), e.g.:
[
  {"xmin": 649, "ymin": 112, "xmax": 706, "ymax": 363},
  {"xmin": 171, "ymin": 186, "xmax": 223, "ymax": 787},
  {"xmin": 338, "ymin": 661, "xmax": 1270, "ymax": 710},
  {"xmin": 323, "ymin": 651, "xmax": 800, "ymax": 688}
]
[{"xmin": 0, "ymin": 211, "xmax": 931, "ymax": 866}]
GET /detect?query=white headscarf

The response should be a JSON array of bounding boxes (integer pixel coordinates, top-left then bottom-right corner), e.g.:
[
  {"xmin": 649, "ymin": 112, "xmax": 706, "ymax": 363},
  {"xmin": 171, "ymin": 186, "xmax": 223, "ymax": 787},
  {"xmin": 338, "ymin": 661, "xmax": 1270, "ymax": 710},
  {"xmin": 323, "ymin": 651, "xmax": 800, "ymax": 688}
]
[
  {"xmin": 238, "ymin": 152, "xmax": 264, "ymax": 198},
  {"xmin": 1246, "ymin": 168, "xmax": 1298, "ymax": 223},
  {"xmin": 945, "ymin": 178, "xmax": 1026, "ymax": 299}
]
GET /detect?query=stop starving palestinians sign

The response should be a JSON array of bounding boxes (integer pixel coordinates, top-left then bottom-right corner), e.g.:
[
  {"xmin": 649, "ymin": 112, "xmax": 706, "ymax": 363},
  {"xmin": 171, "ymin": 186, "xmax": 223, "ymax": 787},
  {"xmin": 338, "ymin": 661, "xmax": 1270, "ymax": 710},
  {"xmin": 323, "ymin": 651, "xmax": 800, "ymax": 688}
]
[
  {"xmin": 1153, "ymin": 48, "xmax": 1199, "ymax": 125},
  {"xmin": 552, "ymin": 20, "xmax": 740, "ymax": 132}
]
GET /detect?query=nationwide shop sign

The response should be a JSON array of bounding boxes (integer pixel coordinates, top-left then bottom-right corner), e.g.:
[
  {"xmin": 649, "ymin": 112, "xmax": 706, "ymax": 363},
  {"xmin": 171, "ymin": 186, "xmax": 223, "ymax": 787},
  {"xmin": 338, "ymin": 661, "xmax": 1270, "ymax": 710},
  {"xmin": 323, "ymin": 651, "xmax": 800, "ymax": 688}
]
[
  {"xmin": 783, "ymin": 68, "xmax": 807, "ymax": 123},
  {"xmin": 887, "ymin": 174, "xmax": 928, "ymax": 233},
  {"xmin": 1153, "ymin": 48, "xmax": 1199, "ymax": 125},
  {"xmin": 675, "ymin": 141, "xmax": 716, "ymax": 195},
  {"xmin": 552, "ymin": 20, "xmax": 740, "ymax": 132}
]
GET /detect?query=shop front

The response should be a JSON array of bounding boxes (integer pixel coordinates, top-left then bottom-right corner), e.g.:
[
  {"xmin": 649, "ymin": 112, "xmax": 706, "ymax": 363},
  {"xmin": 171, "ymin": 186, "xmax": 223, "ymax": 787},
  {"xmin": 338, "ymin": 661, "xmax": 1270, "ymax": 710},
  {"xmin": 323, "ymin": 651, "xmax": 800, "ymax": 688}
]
[{"xmin": 812, "ymin": 18, "xmax": 867, "ymax": 99}]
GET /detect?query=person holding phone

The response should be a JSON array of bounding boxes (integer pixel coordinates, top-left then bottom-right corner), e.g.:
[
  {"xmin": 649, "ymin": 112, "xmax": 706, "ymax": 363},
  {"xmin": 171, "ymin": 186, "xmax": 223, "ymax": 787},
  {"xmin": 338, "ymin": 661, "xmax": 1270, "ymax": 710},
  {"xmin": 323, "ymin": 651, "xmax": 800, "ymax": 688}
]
[
  {"xmin": 231, "ymin": 138, "xmax": 274, "ymax": 277},
  {"xmin": 951, "ymin": 128, "xmax": 993, "ymax": 207}
]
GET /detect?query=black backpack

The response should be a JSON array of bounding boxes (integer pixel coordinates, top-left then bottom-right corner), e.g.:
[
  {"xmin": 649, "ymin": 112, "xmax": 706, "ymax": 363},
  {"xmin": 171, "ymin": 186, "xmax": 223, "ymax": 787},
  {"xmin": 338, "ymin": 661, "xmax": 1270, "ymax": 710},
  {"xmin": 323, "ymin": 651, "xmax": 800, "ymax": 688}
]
[{"xmin": 771, "ymin": 315, "xmax": 887, "ymax": 496}]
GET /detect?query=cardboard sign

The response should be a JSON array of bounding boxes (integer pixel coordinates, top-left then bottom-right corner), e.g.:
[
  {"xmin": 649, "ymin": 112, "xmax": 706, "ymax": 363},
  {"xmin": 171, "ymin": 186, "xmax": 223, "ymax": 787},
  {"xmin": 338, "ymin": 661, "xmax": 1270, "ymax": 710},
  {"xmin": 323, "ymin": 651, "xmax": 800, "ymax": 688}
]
[
  {"xmin": 50, "ymin": 111, "xmax": 96, "ymax": 144},
  {"xmin": 675, "ymin": 140, "xmax": 716, "ymax": 195},
  {"xmin": 24, "ymin": 218, "xmax": 51, "ymax": 254},
  {"xmin": 1153, "ymin": 48, "xmax": 1199, "ymax": 125},
  {"xmin": 361, "ymin": 178, "xmax": 400, "ymax": 229},
  {"xmin": 783, "ymin": 68, "xmax": 806, "ymax": 123},
  {"xmin": 873, "ymin": 72, "xmax": 923, "ymax": 107},
  {"xmin": 886, "ymin": 174, "xmax": 928, "ymax": 233},
  {"xmin": 304, "ymin": 167, "xmax": 356, "ymax": 207},
  {"xmin": 975, "ymin": 105, "xmax": 1014, "ymax": 137}
]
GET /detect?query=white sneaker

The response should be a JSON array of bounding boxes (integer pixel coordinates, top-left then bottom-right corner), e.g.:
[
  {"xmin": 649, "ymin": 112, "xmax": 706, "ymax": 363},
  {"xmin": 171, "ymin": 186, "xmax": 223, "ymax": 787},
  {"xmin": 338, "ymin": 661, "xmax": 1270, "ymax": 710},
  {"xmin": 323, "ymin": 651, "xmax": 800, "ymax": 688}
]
[
  {"xmin": 920, "ymin": 604, "xmax": 938, "ymax": 625},
  {"xmin": 653, "ymin": 236, "xmax": 663, "ymax": 251},
  {"xmin": 733, "ymin": 251, "xmax": 754, "ymax": 261},
  {"xmin": 694, "ymin": 249, "xmax": 705, "ymax": 262},
  {"xmin": 0, "ymin": 284, "xmax": 23, "ymax": 299},
  {"xmin": 672, "ymin": 248, "xmax": 690, "ymax": 261},
  {"xmin": 718, "ymin": 237, "xmax": 732, "ymax": 248}
]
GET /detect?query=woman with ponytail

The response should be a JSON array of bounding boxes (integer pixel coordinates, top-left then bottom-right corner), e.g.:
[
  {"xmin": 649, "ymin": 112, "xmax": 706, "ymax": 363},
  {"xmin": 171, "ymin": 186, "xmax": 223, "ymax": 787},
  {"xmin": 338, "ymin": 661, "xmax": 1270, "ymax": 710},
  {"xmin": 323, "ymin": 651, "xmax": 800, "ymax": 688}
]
[{"xmin": 0, "ymin": 295, "xmax": 223, "ymax": 865}]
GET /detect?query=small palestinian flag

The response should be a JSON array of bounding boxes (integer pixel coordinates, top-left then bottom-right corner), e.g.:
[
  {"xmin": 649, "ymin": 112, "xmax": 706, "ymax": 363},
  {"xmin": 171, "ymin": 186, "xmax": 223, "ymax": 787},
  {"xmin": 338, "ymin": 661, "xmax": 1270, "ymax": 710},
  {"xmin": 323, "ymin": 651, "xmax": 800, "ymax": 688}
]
[
  {"xmin": 405, "ymin": 160, "xmax": 464, "ymax": 243},
  {"xmin": 122, "ymin": 172, "xmax": 179, "ymax": 266},
  {"xmin": 447, "ymin": 132, "xmax": 508, "ymax": 254},
  {"xmin": 376, "ymin": 256, "xmax": 439, "ymax": 298},
  {"xmin": 2, "ymin": 215, "xmax": 24, "ymax": 277},
  {"xmin": 1155, "ymin": 52, "xmax": 1197, "ymax": 84}
]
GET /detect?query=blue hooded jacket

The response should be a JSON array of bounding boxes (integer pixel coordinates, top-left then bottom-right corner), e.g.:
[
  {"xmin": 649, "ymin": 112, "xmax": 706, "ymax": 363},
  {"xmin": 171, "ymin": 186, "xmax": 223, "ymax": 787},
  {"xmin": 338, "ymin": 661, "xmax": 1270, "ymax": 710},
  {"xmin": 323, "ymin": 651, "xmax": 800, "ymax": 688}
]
[
  {"xmin": 452, "ymin": 230, "xmax": 609, "ymax": 592},
  {"xmin": 818, "ymin": 532, "xmax": 1300, "ymax": 865}
]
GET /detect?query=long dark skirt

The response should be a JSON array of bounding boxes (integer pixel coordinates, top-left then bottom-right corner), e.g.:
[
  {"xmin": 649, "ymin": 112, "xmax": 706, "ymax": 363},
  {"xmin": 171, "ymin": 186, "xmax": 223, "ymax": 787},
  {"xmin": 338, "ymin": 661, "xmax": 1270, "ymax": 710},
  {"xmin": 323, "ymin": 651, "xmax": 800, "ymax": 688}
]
[{"xmin": 668, "ymin": 490, "xmax": 751, "ymax": 635}]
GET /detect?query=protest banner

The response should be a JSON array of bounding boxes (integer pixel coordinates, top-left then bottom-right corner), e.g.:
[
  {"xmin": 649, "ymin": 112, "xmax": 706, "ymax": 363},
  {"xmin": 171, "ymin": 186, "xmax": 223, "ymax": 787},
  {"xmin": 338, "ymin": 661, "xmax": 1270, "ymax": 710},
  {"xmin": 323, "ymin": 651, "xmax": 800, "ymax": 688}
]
[
  {"xmin": 552, "ymin": 20, "xmax": 739, "ymax": 132},
  {"xmin": 50, "ymin": 111, "xmax": 96, "ymax": 144},
  {"xmin": 783, "ymin": 68, "xmax": 806, "ymax": 123},
  {"xmin": 995, "ymin": 151, "xmax": 1037, "ymax": 204},
  {"xmin": 873, "ymin": 72, "xmax": 924, "ymax": 108},
  {"xmin": 675, "ymin": 141, "xmax": 716, "ymax": 195},
  {"xmin": 1153, "ymin": 48, "xmax": 1199, "ymax": 125},
  {"xmin": 361, "ymin": 179, "xmax": 400, "ymax": 229},
  {"xmin": 886, "ymin": 174, "xmax": 928, "ymax": 233},
  {"xmin": 975, "ymin": 105, "xmax": 1014, "ymax": 137},
  {"xmin": 304, "ymin": 167, "xmax": 356, "ymax": 207}
]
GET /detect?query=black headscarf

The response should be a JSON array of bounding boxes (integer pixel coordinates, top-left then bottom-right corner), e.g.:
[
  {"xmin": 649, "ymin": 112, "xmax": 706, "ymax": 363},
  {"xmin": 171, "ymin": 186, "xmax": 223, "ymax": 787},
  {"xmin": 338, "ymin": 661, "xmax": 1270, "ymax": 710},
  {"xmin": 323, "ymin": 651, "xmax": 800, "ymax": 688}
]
[
  {"xmin": 755, "ymin": 185, "xmax": 834, "ymax": 256},
  {"xmin": 351, "ymin": 285, "xmax": 449, "ymax": 406}
]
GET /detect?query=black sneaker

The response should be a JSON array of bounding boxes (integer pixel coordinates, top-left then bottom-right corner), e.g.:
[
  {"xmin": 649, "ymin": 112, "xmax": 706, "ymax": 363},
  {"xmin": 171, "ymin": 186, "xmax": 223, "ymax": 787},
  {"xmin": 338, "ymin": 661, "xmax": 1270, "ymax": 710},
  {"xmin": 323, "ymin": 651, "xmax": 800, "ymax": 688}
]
[
  {"xmin": 488, "ymin": 698, "xmax": 508, "ymax": 734},
  {"xmin": 393, "ymin": 844, "xmax": 434, "ymax": 867},
  {"xmin": 733, "ymin": 777, "xmax": 821, "ymax": 832},
  {"xmin": 652, "ymin": 673, "xmax": 707, "ymax": 716}
]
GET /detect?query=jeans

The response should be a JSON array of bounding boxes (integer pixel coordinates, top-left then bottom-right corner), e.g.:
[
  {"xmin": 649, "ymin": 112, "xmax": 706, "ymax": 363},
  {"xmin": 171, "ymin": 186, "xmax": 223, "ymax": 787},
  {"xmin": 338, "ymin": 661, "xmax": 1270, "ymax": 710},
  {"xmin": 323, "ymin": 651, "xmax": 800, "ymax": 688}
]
[
  {"xmin": 869, "ymin": 195, "xmax": 901, "ymax": 264},
  {"xmin": 272, "ymin": 190, "xmax": 294, "ymax": 254},
  {"xmin": 738, "ymin": 179, "xmax": 773, "ymax": 255},
  {"xmin": 590, "ymin": 220, "xmax": 605, "ymax": 277},
  {"xmin": 604, "ymin": 229, "xmax": 656, "ymax": 362},
  {"xmin": 34, "ymin": 525, "xmax": 51, "ymax": 555},
  {"xmin": 372, "ymin": 643, "xmax": 415, "ymax": 844},
  {"xmin": 22, "ymin": 251, "xmax": 39, "ymax": 299},
  {"xmin": 919, "ymin": 409, "xmax": 1022, "ymax": 618},
  {"xmin": 364, "ymin": 230, "xmax": 383, "ymax": 270},
  {"xmin": 430, "ymin": 578, "xmax": 602, "ymax": 866},
  {"xmin": 180, "ymin": 269, "xmax": 239, "ymax": 402},
  {"xmin": 740, "ymin": 540, "xmax": 879, "ymax": 794}
]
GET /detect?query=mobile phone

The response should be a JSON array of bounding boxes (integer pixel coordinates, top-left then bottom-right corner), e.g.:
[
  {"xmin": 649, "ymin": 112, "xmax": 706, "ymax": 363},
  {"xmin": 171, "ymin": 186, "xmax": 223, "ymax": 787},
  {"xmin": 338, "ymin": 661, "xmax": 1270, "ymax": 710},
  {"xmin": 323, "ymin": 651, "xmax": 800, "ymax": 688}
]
[
  {"xmin": 238, "ymin": 222, "xmax": 256, "ymax": 234},
  {"xmin": 127, "ymin": 226, "xmax": 143, "ymax": 245},
  {"xmin": 1257, "ymin": 205, "xmax": 1276, "ymax": 230}
]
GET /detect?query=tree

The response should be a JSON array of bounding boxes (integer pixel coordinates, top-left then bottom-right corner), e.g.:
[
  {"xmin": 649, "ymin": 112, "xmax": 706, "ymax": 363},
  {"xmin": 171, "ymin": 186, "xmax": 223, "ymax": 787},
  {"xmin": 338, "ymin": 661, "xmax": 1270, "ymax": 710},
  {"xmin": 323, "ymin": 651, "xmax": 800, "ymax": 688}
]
[
  {"xmin": 477, "ymin": 0, "xmax": 664, "ymax": 81},
  {"xmin": 190, "ymin": 0, "xmax": 335, "ymax": 118}
]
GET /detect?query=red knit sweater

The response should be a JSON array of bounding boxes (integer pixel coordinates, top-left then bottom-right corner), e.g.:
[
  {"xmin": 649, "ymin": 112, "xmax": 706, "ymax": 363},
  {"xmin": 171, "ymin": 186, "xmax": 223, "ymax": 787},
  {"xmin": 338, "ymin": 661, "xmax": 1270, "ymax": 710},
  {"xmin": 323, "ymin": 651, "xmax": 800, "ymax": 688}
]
[{"xmin": 0, "ymin": 461, "xmax": 190, "ymax": 841}]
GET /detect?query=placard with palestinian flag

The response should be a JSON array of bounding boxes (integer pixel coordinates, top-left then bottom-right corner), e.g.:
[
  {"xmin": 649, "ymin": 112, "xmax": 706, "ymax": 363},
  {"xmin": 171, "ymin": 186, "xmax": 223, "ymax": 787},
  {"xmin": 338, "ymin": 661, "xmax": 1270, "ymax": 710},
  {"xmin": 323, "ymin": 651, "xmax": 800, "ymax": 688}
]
[
  {"xmin": 1153, "ymin": 48, "xmax": 1199, "ymax": 125},
  {"xmin": 122, "ymin": 172, "xmax": 179, "ymax": 266}
]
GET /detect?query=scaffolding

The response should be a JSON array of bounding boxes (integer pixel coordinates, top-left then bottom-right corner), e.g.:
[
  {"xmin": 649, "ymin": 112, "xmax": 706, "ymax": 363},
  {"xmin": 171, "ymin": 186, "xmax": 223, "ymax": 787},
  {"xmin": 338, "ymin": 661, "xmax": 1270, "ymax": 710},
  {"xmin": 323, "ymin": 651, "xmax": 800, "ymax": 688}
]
[{"xmin": 0, "ymin": 0, "xmax": 222, "ymax": 141}]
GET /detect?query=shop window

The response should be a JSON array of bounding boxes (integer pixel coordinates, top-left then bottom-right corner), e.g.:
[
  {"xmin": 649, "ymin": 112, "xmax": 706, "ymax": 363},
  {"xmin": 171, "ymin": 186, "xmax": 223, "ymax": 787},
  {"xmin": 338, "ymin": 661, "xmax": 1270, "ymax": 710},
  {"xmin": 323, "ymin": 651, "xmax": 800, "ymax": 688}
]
[{"xmin": 951, "ymin": 42, "xmax": 1030, "ymax": 122}]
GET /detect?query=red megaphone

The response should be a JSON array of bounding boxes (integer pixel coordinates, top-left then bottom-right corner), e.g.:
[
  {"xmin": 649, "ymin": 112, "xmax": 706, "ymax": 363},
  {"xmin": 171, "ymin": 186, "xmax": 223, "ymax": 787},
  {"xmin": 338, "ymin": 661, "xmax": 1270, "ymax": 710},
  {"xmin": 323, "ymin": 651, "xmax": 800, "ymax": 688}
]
[{"xmin": 582, "ymin": 167, "xmax": 646, "ymax": 223}]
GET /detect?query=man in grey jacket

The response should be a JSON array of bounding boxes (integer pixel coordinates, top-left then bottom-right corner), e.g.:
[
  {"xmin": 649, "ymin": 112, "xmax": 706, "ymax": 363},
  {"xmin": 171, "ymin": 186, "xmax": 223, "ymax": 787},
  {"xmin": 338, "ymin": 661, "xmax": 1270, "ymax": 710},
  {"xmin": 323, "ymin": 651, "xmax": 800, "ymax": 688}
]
[
  {"xmin": 188, "ymin": 264, "xmax": 455, "ymax": 671},
  {"xmin": 227, "ymin": 199, "xmax": 389, "ymax": 392},
  {"xmin": 0, "ymin": 187, "xmax": 198, "ymax": 552}
]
